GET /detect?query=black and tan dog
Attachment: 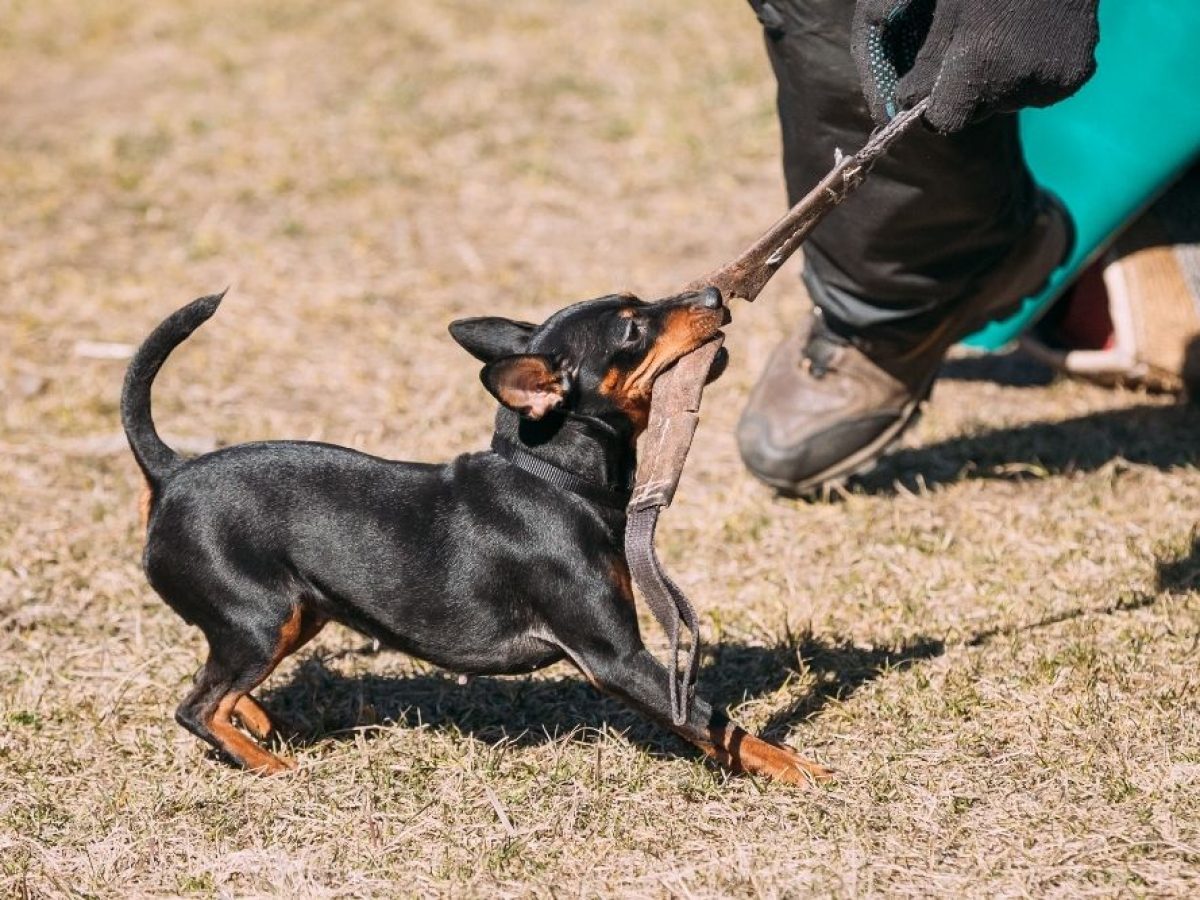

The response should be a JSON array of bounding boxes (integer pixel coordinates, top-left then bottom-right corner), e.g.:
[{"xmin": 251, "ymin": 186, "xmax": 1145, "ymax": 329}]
[{"xmin": 122, "ymin": 288, "xmax": 832, "ymax": 786}]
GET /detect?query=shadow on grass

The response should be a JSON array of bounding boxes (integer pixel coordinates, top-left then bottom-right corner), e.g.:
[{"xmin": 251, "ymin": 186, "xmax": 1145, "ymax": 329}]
[
  {"xmin": 964, "ymin": 589, "xmax": 1159, "ymax": 648},
  {"xmin": 260, "ymin": 634, "xmax": 944, "ymax": 758},
  {"xmin": 1157, "ymin": 531, "xmax": 1200, "ymax": 594},
  {"xmin": 259, "ymin": 582, "xmax": 1161, "ymax": 764},
  {"xmin": 939, "ymin": 350, "xmax": 1056, "ymax": 388},
  {"xmin": 850, "ymin": 401, "xmax": 1200, "ymax": 496}
]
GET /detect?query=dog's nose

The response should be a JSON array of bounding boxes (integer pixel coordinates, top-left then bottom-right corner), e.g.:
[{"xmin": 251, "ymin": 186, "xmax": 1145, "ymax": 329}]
[{"xmin": 698, "ymin": 286, "xmax": 723, "ymax": 310}]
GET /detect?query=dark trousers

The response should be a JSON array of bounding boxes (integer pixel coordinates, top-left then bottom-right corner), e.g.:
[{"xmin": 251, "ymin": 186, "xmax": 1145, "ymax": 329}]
[{"xmin": 760, "ymin": 0, "xmax": 1039, "ymax": 333}]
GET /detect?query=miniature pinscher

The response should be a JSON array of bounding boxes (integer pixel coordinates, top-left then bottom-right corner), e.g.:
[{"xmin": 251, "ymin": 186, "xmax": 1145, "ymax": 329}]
[{"xmin": 122, "ymin": 287, "xmax": 832, "ymax": 786}]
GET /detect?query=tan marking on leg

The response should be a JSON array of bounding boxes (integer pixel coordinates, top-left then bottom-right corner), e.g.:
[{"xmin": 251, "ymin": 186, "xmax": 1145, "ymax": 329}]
[
  {"xmin": 266, "ymin": 602, "xmax": 328, "ymax": 665},
  {"xmin": 209, "ymin": 693, "xmax": 294, "ymax": 775},
  {"xmin": 138, "ymin": 479, "xmax": 153, "ymax": 531},
  {"xmin": 609, "ymin": 559, "xmax": 635, "ymax": 606},
  {"xmin": 235, "ymin": 604, "xmax": 327, "ymax": 741},
  {"xmin": 210, "ymin": 604, "xmax": 328, "ymax": 774},
  {"xmin": 233, "ymin": 695, "xmax": 275, "ymax": 740},
  {"xmin": 698, "ymin": 721, "xmax": 834, "ymax": 787},
  {"xmin": 270, "ymin": 605, "xmax": 305, "ymax": 667},
  {"xmin": 295, "ymin": 608, "xmax": 329, "ymax": 653}
]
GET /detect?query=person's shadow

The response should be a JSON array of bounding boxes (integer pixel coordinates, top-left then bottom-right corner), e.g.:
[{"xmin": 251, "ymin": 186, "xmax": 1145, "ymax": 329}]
[
  {"xmin": 851, "ymin": 398, "xmax": 1200, "ymax": 495},
  {"xmin": 1157, "ymin": 530, "xmax": 1200, "ymax": 595},
  {"xmin": 884, "ymin": 223, "xmax": 1200, "ymax": 497}
]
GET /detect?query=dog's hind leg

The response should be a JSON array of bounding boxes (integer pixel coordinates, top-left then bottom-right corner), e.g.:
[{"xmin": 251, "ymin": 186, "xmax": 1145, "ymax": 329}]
[
  {"xmin": 175, "ymin": 602, "xmax": 326, "ymax": 775},
  {"xmin": 175, "ymin": 651, "xmax": 292, "ymax": 774},
  {"xmin": 231, "ymin": 607, "xmax": 326, "ymax": 742},
  {"xmin": 232, "ymin": 695, "xmax": 276, "ymax": 741}
]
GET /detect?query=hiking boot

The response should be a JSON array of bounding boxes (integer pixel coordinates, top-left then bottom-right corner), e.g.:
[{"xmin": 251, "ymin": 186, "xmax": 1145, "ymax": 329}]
[{"xmin": 738, "ymin": 192, "xmax": 1071, "ymax": 495}]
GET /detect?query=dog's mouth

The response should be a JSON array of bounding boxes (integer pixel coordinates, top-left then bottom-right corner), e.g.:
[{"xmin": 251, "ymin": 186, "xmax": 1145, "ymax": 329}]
[
  {"xmin": 662, "ymin": 302, "xmax": 729, "ymax": 374},
  {"xmin": 706, "ymin": 343, "xmax": 730, "ymax": 383},
  {"xmin": 627, "ymin": 307, "xmax": 727, "ymax": 394}
]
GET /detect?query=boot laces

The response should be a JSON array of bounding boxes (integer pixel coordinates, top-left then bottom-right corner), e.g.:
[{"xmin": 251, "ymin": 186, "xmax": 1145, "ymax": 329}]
[{"xmin": 801, "ymin": 310, "xmax": 850, "ymax": 378}]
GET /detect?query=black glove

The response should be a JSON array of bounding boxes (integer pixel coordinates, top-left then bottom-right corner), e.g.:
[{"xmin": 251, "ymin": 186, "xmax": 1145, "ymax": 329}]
[{"xmin": 851, "ymin": 0, "xmax": 1100, "ymax": 133}]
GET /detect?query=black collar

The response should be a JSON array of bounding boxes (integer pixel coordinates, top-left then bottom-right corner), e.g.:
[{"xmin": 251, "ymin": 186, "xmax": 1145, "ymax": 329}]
[{"xmin": 490, "ymin": 435, "xmax": 631, "ymax": 512}]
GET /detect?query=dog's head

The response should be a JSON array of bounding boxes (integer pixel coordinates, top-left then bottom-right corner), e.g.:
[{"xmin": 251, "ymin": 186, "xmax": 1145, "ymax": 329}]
[{"xmin": 450, "ymin": 287, "xmax": 728, "ymax": 435}]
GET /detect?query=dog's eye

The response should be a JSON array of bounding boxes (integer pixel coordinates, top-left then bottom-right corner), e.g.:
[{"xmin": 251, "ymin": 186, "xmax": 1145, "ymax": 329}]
[{"xmin": 620, "ymin": 318, "xmax": 641, "ymax": 346}]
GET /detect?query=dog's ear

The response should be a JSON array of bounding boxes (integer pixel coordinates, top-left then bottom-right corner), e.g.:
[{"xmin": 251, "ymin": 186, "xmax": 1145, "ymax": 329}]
[
  {"xmin": 481, "ymin": 354, "xmax": 570, "ymax": 419},
  {"xmin": 449, "ymin": 317, "xmax": 536, "ymax": 363}
]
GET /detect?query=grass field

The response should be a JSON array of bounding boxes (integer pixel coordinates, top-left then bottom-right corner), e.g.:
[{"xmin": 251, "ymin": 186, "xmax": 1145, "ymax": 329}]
[{"xmin": 3, "ymin": 1, "xmax": 1200, "ymax": 896}]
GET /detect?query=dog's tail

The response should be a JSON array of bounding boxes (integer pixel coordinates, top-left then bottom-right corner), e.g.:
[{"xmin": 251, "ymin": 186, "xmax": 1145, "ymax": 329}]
[{"xmin": 121, "ymin": 291, "xmax": 226, "ymax": 490}]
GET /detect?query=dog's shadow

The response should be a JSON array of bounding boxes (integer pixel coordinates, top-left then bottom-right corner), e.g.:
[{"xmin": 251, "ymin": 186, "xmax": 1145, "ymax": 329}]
[
  {"xmin": 260, "ymin": 634, "xmax": 944, "ymax": 758},
  {"xmin": 259, "ymin": 585, "xmax": 1161, "ymax": 764}
]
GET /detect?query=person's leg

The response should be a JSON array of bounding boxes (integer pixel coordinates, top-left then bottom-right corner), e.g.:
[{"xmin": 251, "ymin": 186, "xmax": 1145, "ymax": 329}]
[
  {"xmin": 769, "ymin": 0, "xmax": 1038, "ymax": 327},
  {"xmin": 739, "ymin": 0, "xmax": 1069, "ymax": 493}
]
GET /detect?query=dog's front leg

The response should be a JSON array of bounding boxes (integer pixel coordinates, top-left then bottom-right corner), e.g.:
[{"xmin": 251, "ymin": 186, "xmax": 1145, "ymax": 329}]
[{"xmin": 575, "ymin": 645, "xmax": 834, "ymax": 787}]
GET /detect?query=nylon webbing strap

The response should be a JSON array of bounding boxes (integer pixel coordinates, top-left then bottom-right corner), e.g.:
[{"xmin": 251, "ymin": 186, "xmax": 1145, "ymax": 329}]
[
  {"xmin": 626, "ymin": 101, "xmax": 929, "ymax": 725},
  {"xmin": 491, "ymin": 436, "xmax": 631, "ymax": 510},
  {"xmin": 625, "ymin": 338, "xmax": 723, "ymax": 724}
]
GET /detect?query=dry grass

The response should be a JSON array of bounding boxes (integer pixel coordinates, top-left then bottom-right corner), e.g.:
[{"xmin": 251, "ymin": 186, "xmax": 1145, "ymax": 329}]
[{"xmin": 3, "ymin": 1, "xmax": 1200, "ymax": 896}]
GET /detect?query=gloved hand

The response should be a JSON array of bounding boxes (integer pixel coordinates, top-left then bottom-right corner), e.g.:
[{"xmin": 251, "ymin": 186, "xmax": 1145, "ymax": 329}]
[{"xmin": 851, "ymin": 0, "xmax": 1100, "ymax": 133}]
